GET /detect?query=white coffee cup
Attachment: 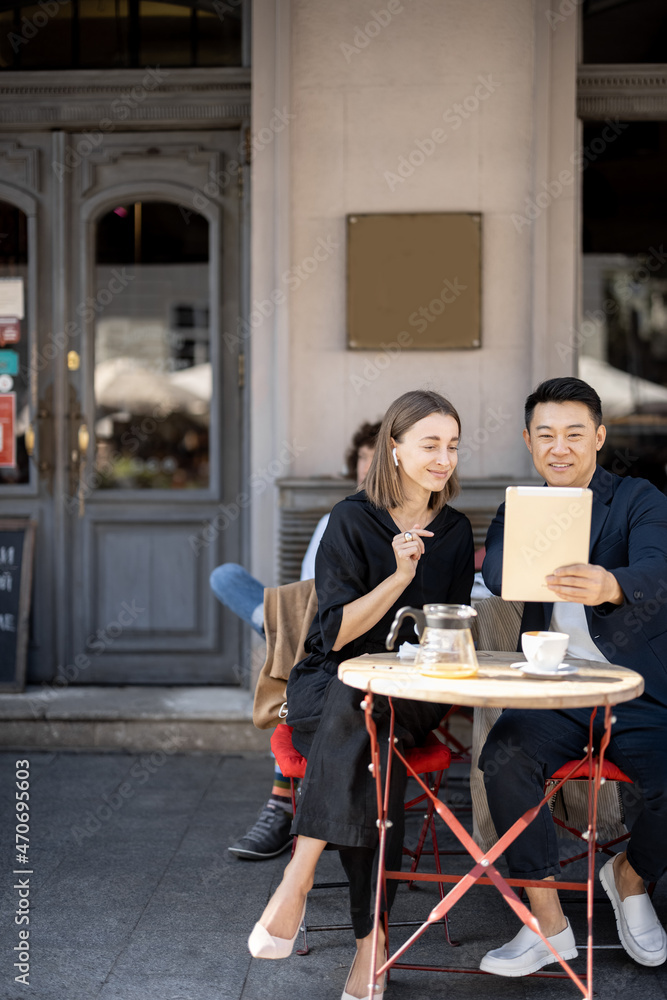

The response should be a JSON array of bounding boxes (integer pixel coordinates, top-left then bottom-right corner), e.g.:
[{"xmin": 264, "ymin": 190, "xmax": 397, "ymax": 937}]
[{"xmin": 521, "ymin": 631, "xmax": 569, "ymax": 672}]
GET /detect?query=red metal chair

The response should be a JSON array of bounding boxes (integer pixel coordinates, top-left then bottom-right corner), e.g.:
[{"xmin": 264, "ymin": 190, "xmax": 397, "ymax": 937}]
[
  {"xmin": 545, "ymin": 756, "xmax": 655, "ymax": 902},
  {"xmin": 270, "ymin": 723, "xmax": 457, "ymax": 954},
  {"xmin": 547, "ymin": 757, "xmax": 632, "ymax": 867}
]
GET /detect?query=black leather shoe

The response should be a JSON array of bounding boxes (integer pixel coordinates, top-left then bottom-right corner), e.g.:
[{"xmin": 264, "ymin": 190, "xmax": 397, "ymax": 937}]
[{"xmin": 228, "ymin": 802, "xmax": 293, "ymax": 860}]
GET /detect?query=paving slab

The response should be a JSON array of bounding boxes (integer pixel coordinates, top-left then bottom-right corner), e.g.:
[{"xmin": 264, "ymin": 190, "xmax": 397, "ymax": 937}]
[{"xmin": 1, "ymin": 750, "xmax": 666, "ymax": 1000}]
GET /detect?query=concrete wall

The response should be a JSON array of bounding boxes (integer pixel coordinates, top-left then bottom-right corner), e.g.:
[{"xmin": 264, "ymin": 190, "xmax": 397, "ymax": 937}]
[{"xmin": 251, "ymin": 0, "xmax": 579, "ymax": 583}]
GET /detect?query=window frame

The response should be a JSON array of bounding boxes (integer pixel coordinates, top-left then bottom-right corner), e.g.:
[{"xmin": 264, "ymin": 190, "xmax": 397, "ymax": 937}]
[{"xmin": 0, "ymin": 0, "xmax": 246, "ymax": 70}]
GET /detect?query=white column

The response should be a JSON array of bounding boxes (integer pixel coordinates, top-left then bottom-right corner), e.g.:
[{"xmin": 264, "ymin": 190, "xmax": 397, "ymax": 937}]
[
  {"xmin": 530, "ymin": 0, "xmax": 579, "ymax": 389},
  {"xmin": 250, "ymin": 0, "xmax": 292, "ymax": 586}
]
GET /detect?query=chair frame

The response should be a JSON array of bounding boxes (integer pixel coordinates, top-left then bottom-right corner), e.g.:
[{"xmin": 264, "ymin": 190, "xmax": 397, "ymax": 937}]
[
  {"xmin": 272, "ymin": 724, "xmax": 460, "ymax": 955},
  {"xmin": 544, "ymin": 762, "xmax": 656, "ymax": 907}
]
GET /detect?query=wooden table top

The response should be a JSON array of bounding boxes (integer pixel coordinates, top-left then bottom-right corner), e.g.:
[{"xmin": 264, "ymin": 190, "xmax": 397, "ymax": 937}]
[{"xmin": 337, "ymin": 650, "xmax": 644, "ymax": 709}]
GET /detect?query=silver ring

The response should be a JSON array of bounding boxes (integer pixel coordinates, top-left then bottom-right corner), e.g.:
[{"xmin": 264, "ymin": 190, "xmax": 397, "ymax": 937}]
[{"xmin": 404, "ymin": 531, "xmax": 413, "ymax": 542}]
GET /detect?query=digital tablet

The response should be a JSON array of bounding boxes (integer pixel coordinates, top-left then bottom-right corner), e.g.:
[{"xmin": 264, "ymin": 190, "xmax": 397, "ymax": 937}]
[{"xmin": 501, "ymin": 486, "xmax": 593, "ymax": 602}]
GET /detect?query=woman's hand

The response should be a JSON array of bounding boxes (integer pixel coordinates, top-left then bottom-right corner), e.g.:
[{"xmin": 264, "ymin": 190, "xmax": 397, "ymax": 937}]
[
  {"xmin": 392, "ymin": 524, "xmax": 434, "ymax": 582},
  {"xmin": 332, "ymin": 524, "xmax": 433, "ymax": 651}
]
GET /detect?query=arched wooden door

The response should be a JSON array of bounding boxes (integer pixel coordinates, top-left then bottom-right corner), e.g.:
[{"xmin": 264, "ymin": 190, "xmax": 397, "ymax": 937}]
[
  {"xmin": 0, "ymin": 129, "xmax": 246, "ymax": 684},
  {"xmin": 63, "ymin": 133, "xmax": 244, "ymax": 682}
]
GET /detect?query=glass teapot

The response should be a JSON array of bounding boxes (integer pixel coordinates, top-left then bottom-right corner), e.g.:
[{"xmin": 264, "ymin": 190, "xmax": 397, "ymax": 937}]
[{"xmin": 386, "ymin": 603, "xmax": 479, "ymax": 679}]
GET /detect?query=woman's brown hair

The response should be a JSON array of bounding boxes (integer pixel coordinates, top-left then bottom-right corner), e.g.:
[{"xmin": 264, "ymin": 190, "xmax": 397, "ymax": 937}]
[{"xmin": 363, "ymin": 389, "xmax": 461, "ymax": 513}]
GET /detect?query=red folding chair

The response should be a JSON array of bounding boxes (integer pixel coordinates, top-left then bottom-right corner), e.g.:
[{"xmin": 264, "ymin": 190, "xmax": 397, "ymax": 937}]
[
  {"xmin": 545, "ymin": 756, "xmax": 655, "ymax": 902},
  {"xmin": 548, "ymin": 757, "xmax": 632, "ymax": 867},
  {"xmin": 270, "ymin": 723, "xmax": 458, "ymax": 954}
]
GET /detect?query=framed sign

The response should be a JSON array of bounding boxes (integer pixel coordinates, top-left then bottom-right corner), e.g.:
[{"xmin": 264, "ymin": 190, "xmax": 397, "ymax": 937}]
[
  {"xmin": 347, "ymin": 212, "xmax": 482, "ymax": 350},
  {"xmin": 0, "ymin": 519, "xmax": 36, "ymax": 692}
]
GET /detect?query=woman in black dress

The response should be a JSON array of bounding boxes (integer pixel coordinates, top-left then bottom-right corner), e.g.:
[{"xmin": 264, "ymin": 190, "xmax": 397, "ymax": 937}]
[{"xmin": 248, "ymin": 390, "xmax": 474, "ymax": 999}]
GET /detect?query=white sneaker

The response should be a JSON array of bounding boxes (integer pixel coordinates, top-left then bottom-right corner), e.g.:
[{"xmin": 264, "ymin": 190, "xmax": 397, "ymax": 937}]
[
  {"xmin": 599, "ymin": 855, "xmax": 667, "ymax": 967},
  {"xmin": 480, "ymin": 919, "xmax": 578, "ymax": 977}
]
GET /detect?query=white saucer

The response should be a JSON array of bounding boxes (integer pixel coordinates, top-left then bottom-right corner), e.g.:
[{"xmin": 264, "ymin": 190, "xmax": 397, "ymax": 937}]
[{"xmin": 511, "ymin": 661, "xmax": 579, "ymax": 679}]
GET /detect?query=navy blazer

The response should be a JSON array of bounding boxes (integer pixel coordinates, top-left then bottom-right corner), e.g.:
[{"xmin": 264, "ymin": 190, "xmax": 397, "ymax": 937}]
[{"xmin": 482, "ymin": 466, "xmax": 667, "ymax": 707}]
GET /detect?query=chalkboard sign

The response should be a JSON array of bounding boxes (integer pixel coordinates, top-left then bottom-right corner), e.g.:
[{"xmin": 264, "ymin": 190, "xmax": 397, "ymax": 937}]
[{"xmin": 0, "ymin": 519, "xmax": 36, "ymax": 692}]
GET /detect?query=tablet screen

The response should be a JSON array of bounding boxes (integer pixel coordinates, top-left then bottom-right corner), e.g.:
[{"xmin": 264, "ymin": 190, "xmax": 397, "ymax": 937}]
[{"xmin": 501, "ymin": 486, "xmax": 593, "ymax": 602}]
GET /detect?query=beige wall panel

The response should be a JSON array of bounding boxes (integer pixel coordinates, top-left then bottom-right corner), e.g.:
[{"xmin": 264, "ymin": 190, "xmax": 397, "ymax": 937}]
[
  {"xmin": 291, "ymin": 88, "xmax": 346, "ymax": 219},
  {"xmin": 478, "ymin": 81, "xmax": 533, "ymax": 212},
  {"xmin": 343, "ymin": 85, "xmax": 481, "ymax": 211},
  {"xmin": 478, "ymin": 347, "xmax": 536, "ymax": 480},
  {"xmin": 293, "ymin": 0, "xmax": 532, "ymax": 88},
  {"xmin": 480, "ymin": 214, "xmax": 532, "ymax": 351}
]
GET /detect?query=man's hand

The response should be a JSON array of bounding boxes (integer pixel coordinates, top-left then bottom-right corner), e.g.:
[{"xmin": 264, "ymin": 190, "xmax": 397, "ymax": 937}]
[{"xmin": 546, "ymin": 564, "xmax": 623, "ymax": 606}]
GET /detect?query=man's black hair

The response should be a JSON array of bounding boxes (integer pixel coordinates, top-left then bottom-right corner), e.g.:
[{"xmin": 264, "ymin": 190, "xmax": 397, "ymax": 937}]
[{"xmin": 525, "ymin": 377, "xmax": 602, "ymax": 430}]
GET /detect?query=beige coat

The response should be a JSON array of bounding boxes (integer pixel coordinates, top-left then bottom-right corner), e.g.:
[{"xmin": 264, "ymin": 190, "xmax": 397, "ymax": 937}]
[{"xmin": 252, "ymin": 578, "xmax": 318, "ymax": 729}]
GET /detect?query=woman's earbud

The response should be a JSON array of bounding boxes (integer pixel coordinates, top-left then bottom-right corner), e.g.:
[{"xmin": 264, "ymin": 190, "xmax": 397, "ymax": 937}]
[{"xmin": 392, "ymin": 447, "xmax": 398, "ymax": 467}]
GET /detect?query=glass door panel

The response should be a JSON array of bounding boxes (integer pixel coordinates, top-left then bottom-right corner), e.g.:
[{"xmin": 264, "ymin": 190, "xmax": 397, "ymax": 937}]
[
  {"xmin": 93, "ymin": 200, "xmax": 211, "ymax": 490},
  {"xmin": 0, "ymin": 202, "xmax": 30, "ymax": 487}
]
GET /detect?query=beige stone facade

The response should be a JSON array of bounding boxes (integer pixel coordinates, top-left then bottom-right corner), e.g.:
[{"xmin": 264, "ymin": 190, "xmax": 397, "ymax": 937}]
[{"xmin": 250, "ymin": 0, "xmax": 579, "ymax": 584}]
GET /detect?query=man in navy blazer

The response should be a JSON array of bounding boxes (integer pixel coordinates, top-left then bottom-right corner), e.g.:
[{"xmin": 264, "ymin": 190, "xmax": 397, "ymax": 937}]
[{"xmin": 479, "ymin": 376, "xmax": 667, "ymax": 977}]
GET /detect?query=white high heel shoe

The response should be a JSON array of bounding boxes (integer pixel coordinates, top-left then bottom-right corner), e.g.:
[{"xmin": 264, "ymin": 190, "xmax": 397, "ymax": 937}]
[
  {"xmin": 341, "ymin": 950, "xmax": 386, "ymax": 1000},
  {"xmin": 247, "ymin": 899, "xmax": 306, "ymax": 960}
]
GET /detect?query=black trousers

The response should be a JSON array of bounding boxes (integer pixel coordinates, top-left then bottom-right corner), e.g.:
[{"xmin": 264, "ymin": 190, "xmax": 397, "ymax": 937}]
[
  {"xmin": 292, "ymin": 677, "xmax": 447, "ymax": 938},
  {"xmin": 480, "ymin": 698, "xmax": 667, "ymax": 882}
]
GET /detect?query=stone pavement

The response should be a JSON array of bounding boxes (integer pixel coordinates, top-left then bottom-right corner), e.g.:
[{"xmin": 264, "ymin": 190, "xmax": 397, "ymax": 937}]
[{"xmin": 1, "ymin": 749, "xmax": 666, "ymax": 1000}]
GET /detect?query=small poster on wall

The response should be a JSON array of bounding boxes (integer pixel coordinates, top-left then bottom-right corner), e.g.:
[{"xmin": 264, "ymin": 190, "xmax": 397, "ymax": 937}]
[
  {"xmin": 0, "ymin": 318, "xmax": 20, "ymax": 346},
  {"xmin": 0, "ymin": 277, "xmax": 24, "ymax": 319},
  {"xmin": 0, "ymin": 350, "xmax": 19, "ymax": 375},
  {"xmin": 0, "ymin": 392, "xmax": 16, "ymax": 467}
]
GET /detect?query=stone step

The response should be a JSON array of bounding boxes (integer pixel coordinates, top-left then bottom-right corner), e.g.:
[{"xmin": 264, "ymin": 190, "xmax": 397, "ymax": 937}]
[
  {"xmin": 0, "ymin": 686, "xmax": 271, "ymax": 753},
  {"xmin": 0, "ymin": 686, "xmax": 473, "ymax": 755}
]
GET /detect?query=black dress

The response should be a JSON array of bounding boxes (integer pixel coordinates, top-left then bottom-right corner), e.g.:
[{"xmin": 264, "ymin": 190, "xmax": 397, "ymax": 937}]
[{"xmin": 286, "ymin": 490, "xmax": 474, "ymax": 938}]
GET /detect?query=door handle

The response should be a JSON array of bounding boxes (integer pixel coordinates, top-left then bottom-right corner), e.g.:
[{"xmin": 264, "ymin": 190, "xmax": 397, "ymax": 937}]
[
  {"xmin": 24, "ymin": 422, "xmax": 35, "ymax": 456},
  {"xmin": 78, "ymin": 423, "xmax": 89, "ymax": 454},
  {"xmin": 75, "ymin": 422, "xmax": 89, "ymax": 518}
]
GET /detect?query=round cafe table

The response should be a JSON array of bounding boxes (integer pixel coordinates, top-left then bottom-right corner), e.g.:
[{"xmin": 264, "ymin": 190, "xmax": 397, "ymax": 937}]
[{"xmin": 338, "ymin": 650, "xmax": 644, "ymax": 1000}]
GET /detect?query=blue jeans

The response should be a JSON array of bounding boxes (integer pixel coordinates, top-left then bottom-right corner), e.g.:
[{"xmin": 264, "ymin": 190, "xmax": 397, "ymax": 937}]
[
  {"xmin": 480, "ymin": 698, "xmax": 667, "ymax": 883},
  {"xmin": 209, "ymin": 563, "xmax": 265, "ymax": 637}
]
